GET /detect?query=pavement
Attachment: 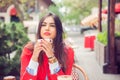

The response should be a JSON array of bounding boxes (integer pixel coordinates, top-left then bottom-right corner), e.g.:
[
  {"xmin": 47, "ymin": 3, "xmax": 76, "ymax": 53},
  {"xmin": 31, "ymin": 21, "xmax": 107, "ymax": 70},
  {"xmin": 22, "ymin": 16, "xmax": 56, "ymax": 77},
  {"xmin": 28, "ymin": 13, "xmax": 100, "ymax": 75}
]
[{"xmin": 67, "ymin": 31, "xmax": 120, "ymax": 80}]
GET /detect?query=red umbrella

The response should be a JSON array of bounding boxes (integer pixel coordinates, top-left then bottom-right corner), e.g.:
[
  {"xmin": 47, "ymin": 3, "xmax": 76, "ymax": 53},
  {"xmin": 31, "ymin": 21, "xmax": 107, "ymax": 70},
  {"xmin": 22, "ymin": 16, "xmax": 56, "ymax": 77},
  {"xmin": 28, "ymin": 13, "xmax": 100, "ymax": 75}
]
[
  {"xmin": 102, "ymin": 9, "xmax": 107, "ymax": 14},
  {"xmin": 102, "ymin": 3, "xmax": 120, "ymax": 14},
  {"xmin": 115, "ymin": 3, "xmax": 120, "ymax": 14}
]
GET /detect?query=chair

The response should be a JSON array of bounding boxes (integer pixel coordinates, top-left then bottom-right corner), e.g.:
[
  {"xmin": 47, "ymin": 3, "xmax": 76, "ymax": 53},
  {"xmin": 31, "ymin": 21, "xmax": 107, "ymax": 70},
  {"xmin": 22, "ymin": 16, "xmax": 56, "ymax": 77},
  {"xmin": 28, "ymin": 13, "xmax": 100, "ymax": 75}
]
[{"xmin": 72, "ymin": 64, "xmax": 89, "ymax": 80}]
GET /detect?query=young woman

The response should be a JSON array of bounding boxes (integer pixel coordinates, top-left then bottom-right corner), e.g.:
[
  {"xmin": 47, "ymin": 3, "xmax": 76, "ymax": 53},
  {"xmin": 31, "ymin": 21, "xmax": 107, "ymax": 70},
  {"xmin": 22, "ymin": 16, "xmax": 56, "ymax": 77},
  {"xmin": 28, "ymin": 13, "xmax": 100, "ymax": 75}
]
[{"xmin": 20, "ymin": 12, "xmax": 74, "ymax": 80}]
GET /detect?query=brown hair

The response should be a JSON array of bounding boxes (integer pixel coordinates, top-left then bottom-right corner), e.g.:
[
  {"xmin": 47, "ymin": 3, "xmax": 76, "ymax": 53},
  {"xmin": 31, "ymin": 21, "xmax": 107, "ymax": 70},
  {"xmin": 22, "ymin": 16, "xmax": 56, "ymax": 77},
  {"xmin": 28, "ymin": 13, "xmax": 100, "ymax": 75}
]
[{"xmin": 37, "ymin": 12, "xmax": 67, "ymax": 73}]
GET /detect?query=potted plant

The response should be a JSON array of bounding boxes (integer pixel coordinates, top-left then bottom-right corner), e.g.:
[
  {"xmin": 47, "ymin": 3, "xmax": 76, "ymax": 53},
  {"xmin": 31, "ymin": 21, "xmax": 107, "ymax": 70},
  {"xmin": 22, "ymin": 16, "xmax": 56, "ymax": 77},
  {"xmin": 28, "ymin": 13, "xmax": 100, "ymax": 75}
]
[
  {"xmin": 0, "ymin": 22, "xmax": 29, "ymax": 79},
  {"xmin": 95, "ymin": 31, "xmax": 107, "ymax": 68},
  {"xmin": 95, "ymin": 31, "xmax": 120, "ymax": 70}
]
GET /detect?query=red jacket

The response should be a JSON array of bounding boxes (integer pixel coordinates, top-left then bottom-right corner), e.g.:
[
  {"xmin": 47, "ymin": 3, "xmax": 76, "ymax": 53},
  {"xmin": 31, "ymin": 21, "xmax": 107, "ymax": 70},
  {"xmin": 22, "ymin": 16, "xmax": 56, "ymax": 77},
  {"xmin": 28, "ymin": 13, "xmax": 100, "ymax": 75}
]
[{"xmin": 20, "ymin": 46, "xmax": 74, "ymax": 80}]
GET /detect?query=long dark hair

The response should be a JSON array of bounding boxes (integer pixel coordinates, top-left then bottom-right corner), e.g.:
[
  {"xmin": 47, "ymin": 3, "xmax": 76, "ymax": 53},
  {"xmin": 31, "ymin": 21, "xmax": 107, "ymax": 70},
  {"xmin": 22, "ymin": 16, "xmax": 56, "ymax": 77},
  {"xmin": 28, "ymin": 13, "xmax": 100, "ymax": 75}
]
[{"xmin": 37, "ymin": 12, "xmax": 67, "ymax": 73}]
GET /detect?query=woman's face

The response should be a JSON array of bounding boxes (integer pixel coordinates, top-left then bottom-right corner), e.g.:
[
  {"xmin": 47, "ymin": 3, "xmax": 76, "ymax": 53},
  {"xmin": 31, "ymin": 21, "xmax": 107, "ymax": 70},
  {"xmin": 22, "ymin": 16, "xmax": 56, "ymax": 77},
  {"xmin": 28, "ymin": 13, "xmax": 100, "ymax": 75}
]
[{"xmin": 40, "ymin": 16, "xmax": 56, "ymax": 40}]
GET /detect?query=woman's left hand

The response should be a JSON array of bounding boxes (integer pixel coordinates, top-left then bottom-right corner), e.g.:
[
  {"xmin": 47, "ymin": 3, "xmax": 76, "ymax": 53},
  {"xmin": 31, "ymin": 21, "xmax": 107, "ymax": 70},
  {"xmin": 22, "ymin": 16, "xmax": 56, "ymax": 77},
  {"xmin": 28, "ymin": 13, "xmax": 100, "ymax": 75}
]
[{"xmin": 41, "ymin": 39, "xmax": 54, "ymax": 58}]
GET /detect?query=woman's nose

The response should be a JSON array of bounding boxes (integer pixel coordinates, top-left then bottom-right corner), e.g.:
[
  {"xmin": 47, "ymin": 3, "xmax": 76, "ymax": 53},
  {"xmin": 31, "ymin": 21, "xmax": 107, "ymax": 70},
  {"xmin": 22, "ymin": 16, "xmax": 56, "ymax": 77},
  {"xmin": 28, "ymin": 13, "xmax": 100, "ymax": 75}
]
[{"xmin": 45, "ymin": 25, "xmax": 49, "ymax": 30}]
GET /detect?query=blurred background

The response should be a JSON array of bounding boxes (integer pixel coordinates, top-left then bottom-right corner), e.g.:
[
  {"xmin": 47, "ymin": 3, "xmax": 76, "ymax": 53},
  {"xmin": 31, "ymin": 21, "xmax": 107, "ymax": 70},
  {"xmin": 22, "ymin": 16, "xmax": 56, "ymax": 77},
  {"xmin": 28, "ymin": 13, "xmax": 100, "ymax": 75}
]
[{"xmin": 0, "ymin": 0, "xmax": 120, "ymax": 80}]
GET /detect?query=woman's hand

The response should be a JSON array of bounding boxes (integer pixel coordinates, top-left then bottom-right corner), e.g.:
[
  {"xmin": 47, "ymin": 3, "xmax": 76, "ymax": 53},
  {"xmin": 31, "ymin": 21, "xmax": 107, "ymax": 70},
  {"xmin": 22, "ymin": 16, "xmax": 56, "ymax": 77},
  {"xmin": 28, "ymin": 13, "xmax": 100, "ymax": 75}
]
[
  {"xmin": 40, "ymin": 39, "xmax": 54, "ymax": 58},
  {"xmin": 31, "ymin": 39, "xmax": 54, "ymax": 62},
  {"xmin": 24, "ymin": 41, "xmax": 34, "ymax": 51},
  {"xmin": 32, "ymin": 40, "xmax": 43, "ymax": 62}
]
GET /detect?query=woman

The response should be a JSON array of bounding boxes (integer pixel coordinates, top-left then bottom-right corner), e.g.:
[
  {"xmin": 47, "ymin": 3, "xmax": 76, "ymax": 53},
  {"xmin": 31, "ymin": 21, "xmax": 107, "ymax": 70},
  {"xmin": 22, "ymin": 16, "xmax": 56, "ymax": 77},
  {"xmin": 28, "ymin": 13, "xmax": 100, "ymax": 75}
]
[{"xmin": 20, "ymin": 12, "xmax": 74, "ymax": 80}]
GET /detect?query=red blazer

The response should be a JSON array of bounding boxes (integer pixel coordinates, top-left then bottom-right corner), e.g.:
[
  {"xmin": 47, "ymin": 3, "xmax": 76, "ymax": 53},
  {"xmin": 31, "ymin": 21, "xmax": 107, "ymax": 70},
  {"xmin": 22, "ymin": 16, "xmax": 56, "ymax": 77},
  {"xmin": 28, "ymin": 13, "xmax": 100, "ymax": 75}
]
[{"xmin": 20, "ymin": 46, "xmax": 74, "ymax": 80}]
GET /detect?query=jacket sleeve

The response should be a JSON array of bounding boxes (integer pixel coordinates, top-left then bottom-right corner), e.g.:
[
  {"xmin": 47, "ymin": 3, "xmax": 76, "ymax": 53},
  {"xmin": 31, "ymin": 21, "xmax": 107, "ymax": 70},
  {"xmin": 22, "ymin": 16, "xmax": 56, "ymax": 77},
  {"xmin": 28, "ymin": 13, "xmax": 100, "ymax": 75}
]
[
  {"xmin": 48, "ymin": 46, "xmax": 74, "ymax": 80},
  {"xmin": 20, "ymin": 47, "xmax": 37, "ymax": 80}
]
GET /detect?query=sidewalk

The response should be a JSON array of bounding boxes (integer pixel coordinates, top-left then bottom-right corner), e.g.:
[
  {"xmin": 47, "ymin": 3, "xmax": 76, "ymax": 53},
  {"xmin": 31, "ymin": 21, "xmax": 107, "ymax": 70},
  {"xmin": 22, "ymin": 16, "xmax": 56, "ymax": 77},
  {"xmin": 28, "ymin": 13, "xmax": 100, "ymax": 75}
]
[{"xmin": 70, "ymin": 33, "xmax": 120, "ymax": 80}]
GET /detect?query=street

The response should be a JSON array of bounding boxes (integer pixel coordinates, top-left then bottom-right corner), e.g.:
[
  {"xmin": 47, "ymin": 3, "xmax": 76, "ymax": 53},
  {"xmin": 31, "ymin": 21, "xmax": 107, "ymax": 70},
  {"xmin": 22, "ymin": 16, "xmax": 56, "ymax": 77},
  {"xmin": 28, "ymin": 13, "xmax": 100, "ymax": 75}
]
[{"xmin": 67, "ymin": 31, "xmax": 120, "ymax": 80}]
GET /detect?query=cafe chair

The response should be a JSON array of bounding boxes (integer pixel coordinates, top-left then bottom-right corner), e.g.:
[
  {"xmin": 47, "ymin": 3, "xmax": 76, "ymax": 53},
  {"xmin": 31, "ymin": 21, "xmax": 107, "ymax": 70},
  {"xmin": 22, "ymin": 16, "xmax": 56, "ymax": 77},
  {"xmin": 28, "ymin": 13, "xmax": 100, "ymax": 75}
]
[{"xmin": 72, "ymin": 64, "xmax": 89, "ymax": 80}]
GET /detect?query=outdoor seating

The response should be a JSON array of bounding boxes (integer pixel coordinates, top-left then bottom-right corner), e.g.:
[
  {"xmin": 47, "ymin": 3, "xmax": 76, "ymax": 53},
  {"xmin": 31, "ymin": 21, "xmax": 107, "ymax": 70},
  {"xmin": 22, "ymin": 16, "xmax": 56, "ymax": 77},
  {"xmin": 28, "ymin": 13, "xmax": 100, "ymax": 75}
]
[{"xmin": 72, "ymin": 64, "xmax": 89, "ymax": 80}]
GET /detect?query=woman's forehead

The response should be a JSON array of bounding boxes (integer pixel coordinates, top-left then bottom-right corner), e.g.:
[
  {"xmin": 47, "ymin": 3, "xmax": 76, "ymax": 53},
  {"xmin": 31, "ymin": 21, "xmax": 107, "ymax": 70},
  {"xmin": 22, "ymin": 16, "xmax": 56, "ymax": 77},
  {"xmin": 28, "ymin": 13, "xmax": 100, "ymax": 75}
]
[{"xmin": 43, "ymin": 16, "xmax": 55, "ymax": 23}]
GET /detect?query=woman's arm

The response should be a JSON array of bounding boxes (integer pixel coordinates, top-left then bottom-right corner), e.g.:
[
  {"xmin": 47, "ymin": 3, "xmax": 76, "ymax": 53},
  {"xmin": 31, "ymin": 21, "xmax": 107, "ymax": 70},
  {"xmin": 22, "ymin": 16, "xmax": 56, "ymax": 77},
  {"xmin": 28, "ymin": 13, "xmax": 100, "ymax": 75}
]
[
  {"xmin": 20, "ymin": 46, "xmax": 38, "ymax": 80},
  {"xmin": 48, "ymin": 46, "xmax": 74, "ymax": 80},
  {"xmin": 65, "ymin": 47, "xmax": 74, "ymax": 74}
]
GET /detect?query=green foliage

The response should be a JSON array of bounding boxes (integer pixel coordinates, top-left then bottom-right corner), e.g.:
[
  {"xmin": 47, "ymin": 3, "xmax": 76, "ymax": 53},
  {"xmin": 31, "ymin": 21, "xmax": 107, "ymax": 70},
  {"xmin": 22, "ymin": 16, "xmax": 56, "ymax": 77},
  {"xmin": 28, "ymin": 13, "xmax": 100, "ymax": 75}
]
[
  {"xmin": 97, "ymin": 17, "xmax": 120, "ymax": 45},
  {"xmin": 115, "ymin": 32, "xmax": 120, "ymax": 38},
  {"xmin": 97, "ymin": 31, "xmax": 120, "ymax": 45},
  {"xmin": 97, "ymin": 31, "xmax": 108, "ymax": 45},
  {"xmin": 52, "ymin": 0, "xmax": 101, "ymax": 25},
  {"xmin": 48, "ymin": 5, "xmax": 63, "ymax": 18},
  {"xmin": 0, "ymin": 54, "xmax": 21, "ymax": 76},
  {"xmin": 0, "ymin": 22, "xmax": 29, "ymax": 76},
  {"xmin": 0, "ymin": 57, "xmax": 12, "ymax": 75},
  {"xmin": 0, "ymin": 22, "xmax": 29, "ymax": 55}
]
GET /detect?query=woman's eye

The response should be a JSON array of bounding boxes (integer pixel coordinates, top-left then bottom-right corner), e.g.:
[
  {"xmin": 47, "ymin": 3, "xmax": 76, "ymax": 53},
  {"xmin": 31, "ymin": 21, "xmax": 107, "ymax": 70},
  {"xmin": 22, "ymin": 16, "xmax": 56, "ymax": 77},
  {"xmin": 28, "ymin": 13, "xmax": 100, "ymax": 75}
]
[
  {"xmin": 41, "ymin": 24, "xmax": 46, "ymax": 26},
  {"xmin": 50, "ymin": 25, "xmax": 56, "ymax": 27}
]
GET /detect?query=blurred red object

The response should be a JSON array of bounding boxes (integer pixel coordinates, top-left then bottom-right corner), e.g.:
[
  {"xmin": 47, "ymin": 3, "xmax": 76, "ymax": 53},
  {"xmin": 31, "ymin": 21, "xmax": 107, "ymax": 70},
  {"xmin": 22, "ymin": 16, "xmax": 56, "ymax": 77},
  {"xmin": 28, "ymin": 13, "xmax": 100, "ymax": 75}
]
[
  {"xmin": 115, "ymin": 3, "xmax": 120, "ymax": 14},
  {"xmin": 102, "ymin": 3, "xmax": 120, "ymax": 14},
  {"xmin": 84, "ymin": 35, "xmax": 96, "ymax": 50},
  {"xmin": 102, "ymin": 9, "xmax": 107, "ymax": 14},
  {"xmin": 10, "ymin": 7, "xmax": 17, "ymax": 16}
]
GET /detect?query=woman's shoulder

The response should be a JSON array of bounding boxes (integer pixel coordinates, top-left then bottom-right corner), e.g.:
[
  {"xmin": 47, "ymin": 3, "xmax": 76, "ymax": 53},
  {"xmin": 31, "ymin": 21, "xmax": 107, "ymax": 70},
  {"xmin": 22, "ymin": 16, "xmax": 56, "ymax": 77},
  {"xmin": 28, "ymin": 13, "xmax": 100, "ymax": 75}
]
[
  {"xmin": 64, "ymin": 44, "xmax": 74, "ymax": 56},
  {"xmin": 21, "ymin": 41, "xmax": 34, "ymax": 56},
  {"xmin": 64, "ymin": 44, "xmax": 74, "ymax": 63},
  {"xmin": 64, "ymin": 45, "xmax": 73, "ymax": 51}
]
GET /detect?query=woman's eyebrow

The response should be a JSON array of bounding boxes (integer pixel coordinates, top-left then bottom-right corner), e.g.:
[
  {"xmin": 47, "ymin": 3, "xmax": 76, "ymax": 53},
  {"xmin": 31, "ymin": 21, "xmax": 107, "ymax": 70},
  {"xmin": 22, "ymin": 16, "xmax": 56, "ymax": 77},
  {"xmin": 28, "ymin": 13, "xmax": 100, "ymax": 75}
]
[
  {"xmin": 42, "ymin": 22, "xmax": 55, "ymax": 24},
  {"xmin": 50, "ymin": 23, "xmax": 55, "ymax": 24}
]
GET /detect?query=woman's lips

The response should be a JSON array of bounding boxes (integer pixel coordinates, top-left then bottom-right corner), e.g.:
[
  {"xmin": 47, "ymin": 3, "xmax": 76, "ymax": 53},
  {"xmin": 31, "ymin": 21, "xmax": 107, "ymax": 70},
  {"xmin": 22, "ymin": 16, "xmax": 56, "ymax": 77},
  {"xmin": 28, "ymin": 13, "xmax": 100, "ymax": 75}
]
[{"xmin": 44, "ymin": 32, "xmax": 50, "ymax": 36}]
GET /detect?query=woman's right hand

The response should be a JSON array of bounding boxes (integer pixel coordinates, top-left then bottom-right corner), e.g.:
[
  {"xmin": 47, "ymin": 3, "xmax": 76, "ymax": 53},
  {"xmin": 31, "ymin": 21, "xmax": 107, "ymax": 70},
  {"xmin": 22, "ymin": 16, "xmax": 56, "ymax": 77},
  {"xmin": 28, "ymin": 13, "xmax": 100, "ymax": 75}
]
[{"xmin": 31, "ymin": 41, "xmax": 43, "ymax": 62}]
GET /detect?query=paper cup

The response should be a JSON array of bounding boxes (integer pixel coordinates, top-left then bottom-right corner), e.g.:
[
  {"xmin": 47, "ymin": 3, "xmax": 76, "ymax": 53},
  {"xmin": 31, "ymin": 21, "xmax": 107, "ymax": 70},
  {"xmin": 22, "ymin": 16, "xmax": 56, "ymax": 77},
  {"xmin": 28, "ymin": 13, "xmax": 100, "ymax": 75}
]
[
  {"xmin": 44, "ymin": 38, "xmax": 53, "ymax": 43},
  {"xmin": 37, "ymin": 39, "xmax": 53, "ymax": 43},
  {"xmin": 3, "ymin": 76, "xmax": 16, "ymax": 80},
  {"xmin": 57, "ymin": 75, "xmax": 72, "ymax": 80}
]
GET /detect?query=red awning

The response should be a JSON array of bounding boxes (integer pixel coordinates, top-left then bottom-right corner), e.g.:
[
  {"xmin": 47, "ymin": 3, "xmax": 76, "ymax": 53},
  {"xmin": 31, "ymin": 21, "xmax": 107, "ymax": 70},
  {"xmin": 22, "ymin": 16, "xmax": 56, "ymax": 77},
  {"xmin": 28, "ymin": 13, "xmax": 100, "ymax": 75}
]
[{"xmin": 10, "ymin": 7, "xmax": 17, "ymax": 16}]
